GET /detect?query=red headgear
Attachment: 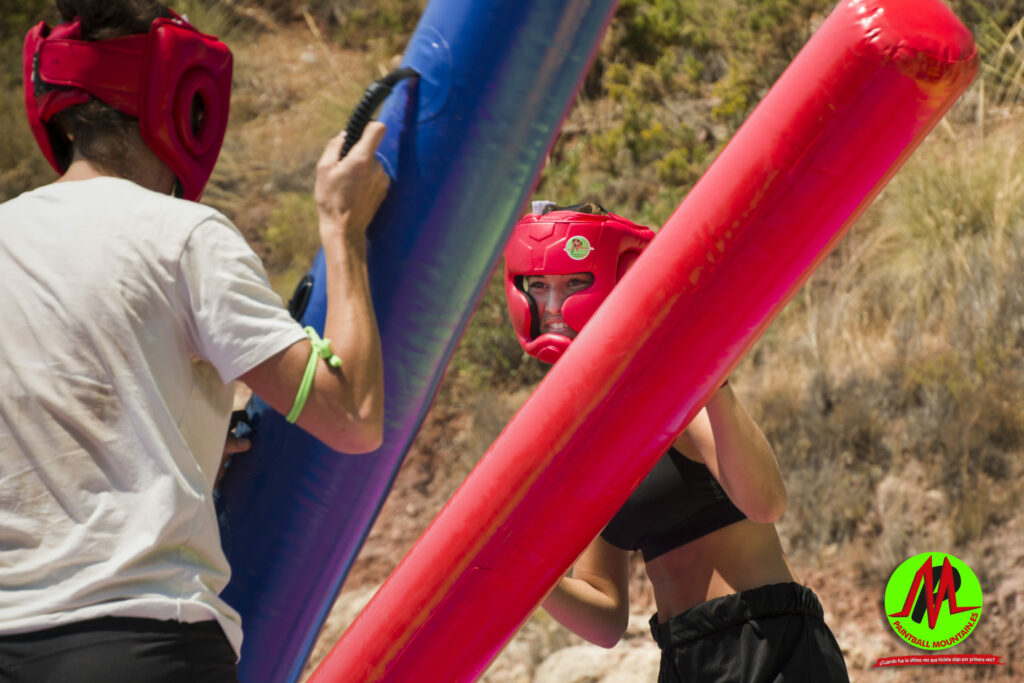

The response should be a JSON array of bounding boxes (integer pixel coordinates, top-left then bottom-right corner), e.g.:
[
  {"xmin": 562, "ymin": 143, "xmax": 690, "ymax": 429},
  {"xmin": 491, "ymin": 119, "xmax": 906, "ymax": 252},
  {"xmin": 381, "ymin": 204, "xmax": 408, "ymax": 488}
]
[
  {"xmin": 23, "ymin": 13, "xmax": 232, "ymax": 201},
  {"xmin": 504, "ymin": 207, "xmax": 655, "ymax": 363}
]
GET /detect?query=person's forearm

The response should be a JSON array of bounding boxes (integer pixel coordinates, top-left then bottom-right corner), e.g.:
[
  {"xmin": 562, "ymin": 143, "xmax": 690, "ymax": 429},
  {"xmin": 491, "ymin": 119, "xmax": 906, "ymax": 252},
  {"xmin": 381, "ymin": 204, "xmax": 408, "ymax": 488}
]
[
  {"xmin": 541, "ymin": 576, "xmax": 627, "ymax": 648},
  {"xmin": 241, "ymin": 125, "xmax": 387, "ymax": 453},
  {"xmin": 316, "ymin": 230, "xmax": 384, "ymax": 451}
]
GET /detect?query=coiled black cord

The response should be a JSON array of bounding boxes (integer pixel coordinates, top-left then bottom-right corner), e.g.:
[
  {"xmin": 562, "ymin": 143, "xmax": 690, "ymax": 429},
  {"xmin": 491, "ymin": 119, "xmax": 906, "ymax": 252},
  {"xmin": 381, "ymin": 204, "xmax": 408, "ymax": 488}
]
[{"xmin": 339, "ymin": 66, "xmax": 419, "ymax": 159}]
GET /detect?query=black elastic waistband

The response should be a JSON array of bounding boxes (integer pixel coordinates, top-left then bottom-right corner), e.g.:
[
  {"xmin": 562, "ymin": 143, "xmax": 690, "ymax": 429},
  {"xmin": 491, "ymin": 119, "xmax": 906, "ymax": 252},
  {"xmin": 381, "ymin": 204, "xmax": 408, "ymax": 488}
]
[
  {"xmin": 0, "ymin": 617, "xmax": 222, "ymax": 643},
  {"xmin": 649, "ymin": 582, "xmax": 825, "ymax": 649}
]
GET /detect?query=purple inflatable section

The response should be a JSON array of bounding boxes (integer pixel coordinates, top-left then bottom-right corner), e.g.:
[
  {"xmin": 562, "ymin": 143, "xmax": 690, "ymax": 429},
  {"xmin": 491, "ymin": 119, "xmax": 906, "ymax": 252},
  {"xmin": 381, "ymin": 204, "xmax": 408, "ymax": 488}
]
[{"xmin": 214, "ymin": 1, "xmax": 621, "ymax": 681}]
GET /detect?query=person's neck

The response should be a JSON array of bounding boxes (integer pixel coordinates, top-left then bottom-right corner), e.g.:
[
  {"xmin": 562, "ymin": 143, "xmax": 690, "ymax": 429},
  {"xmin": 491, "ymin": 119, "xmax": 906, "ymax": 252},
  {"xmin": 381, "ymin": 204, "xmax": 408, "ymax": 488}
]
[
  {"xmin": 58, "ymin": 140, "xmax": 177, "ymax": 195},
  {"xmin": 57, "ymin": 158, "xmax": 109, "ymax": 184}
]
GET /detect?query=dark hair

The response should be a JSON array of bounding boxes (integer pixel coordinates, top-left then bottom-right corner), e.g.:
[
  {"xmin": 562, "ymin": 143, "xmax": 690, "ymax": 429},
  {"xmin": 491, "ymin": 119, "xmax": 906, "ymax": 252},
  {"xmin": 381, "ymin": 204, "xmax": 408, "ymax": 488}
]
[
  {"xmin": 56, "ymin": 0, "xmax": 169, "ymax": 38},
  {"xmin": 539, "ymin": 201, "xmax": 608, "ymax": 216},
  {"xmin": 48, "ymin": 0, "xmax": 172, "ymax": 178}
]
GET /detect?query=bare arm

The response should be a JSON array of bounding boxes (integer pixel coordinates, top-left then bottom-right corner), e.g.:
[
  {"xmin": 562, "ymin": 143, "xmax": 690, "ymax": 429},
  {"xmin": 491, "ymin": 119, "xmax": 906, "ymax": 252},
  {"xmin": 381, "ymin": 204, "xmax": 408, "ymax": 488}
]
[
  {"xmin": 675, "ymin": 383, "xmax": 787, "ymax": 523},
  {"xmin": 541, "ymin": 536, "xmax": 630, "ymax": 648},
  {"xmin": 241, "ymin": 124, "xmax": 388, "ymax": 454}
]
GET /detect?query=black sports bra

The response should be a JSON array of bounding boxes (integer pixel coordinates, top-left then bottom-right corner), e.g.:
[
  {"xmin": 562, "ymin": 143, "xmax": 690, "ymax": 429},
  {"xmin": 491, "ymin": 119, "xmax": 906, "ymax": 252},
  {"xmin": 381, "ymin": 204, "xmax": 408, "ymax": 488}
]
[{"xmin": 600, "ymin": 447, "xmax": 746, "ymax": 562}]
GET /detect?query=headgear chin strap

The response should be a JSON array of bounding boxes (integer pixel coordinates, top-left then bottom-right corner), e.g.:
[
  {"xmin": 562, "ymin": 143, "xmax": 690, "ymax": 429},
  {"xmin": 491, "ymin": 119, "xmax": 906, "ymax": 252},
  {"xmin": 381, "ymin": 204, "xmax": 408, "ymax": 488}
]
[
  {"xmin": 504, "ymin": 207, "xmax": 655, "ymax": 363},
  {"xmin": 525, "ymin": 333, "xmax": 571, "ymax": 364},
  {"xmin": 23, "ymin": 14, "xmax": 232, "ymax": 201}
]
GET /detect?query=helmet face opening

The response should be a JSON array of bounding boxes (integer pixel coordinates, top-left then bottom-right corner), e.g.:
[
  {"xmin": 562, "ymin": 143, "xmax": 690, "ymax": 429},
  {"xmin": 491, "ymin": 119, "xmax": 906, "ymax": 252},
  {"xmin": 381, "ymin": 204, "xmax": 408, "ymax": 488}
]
[
  {"xmin": 504, "ymin": 208, "xmax": 655, "ymax": 362},
  {"xmin": 517, "ymin": 270, "xmax": 595, "ymax": 341},
  {"xmin": 23, "ymin": 14, "xmax": 232, "ymax": 200}
]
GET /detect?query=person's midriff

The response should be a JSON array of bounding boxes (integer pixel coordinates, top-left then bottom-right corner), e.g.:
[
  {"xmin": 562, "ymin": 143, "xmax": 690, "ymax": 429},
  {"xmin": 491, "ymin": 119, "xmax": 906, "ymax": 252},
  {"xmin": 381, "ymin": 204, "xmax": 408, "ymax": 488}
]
[{"xmin": 645, "ymin": 519, "xmax": 797, "ymax": 622}]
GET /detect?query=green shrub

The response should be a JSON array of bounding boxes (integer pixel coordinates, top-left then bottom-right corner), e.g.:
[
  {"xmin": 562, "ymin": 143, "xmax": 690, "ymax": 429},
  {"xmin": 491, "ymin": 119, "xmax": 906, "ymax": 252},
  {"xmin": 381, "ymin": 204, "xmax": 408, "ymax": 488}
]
[
  {"xmin": 0, "ymin": 88, "xmax": 56, "ymax": 201},
  {"xmin": 0, "ymin": 0, "xmax": 56, "ymax": 90},
  {"xmin": 263, "ymin": 191, "xmax": 319, "ymax": 292},
  {"xmin": 312, "ymin": 0, "xmax": 424, "ymax": 51},
  {"xmin": 445, "ymin": 270, "xmax": 547, "ymax": 400}
]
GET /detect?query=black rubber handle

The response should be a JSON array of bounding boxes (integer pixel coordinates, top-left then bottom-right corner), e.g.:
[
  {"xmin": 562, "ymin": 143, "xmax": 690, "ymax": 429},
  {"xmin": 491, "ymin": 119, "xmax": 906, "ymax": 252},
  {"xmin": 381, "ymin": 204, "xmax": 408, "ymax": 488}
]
[{"xmin": 339, "ymin": 66, "xmax": 419, "ymax": 159}]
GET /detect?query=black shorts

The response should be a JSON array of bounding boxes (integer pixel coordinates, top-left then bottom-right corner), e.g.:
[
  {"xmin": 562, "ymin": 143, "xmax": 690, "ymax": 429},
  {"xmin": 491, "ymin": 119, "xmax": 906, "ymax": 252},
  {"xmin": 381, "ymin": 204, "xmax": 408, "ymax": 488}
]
[
  {"xmin": 649, "ymin": 582, "xmax": 849, "ymax": 682},
  {"xmin": 0, "ymin": 617, "xmax": 238, "ymax": 683}
]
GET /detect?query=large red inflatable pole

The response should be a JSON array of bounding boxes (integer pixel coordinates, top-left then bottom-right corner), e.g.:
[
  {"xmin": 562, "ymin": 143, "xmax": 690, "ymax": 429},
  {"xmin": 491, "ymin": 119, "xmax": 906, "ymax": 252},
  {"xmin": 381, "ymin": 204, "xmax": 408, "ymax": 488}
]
[{"xmin": 312, "ymin": 1, "xmax": 977, "ymax": 680}]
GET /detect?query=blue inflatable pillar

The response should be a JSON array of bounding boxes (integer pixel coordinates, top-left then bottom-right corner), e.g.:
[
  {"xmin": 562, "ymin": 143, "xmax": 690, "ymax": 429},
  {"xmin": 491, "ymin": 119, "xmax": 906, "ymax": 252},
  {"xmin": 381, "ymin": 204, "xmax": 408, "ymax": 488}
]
[{"xmin": 215, "ymin": 1, "xmax": 620, "ymax": 680}]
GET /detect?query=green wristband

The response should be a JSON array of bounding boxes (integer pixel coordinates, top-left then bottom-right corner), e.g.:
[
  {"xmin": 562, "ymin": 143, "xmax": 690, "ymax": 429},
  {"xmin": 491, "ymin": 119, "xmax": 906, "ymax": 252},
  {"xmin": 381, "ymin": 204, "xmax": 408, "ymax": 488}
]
[{"xmin": 285, "ymin": 326, "xmax": 342, "ymax": 423}]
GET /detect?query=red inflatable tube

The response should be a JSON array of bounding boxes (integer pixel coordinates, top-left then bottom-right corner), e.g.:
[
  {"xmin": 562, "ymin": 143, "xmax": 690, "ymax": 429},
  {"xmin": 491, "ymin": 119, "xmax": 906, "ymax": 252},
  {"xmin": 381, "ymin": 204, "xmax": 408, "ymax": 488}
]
[{"xmin": 312, "ymin": 1, "xmax": 977, "ymax": 680}]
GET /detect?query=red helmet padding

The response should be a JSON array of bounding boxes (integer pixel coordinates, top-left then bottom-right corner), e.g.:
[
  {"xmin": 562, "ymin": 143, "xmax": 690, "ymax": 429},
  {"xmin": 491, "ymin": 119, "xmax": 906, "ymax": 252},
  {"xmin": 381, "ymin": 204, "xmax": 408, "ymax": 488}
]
[
  {"xmin": 23, "ymin": 15, "xmax": 232, "ymax": 200},
  {"xmin": 504, "ymin": 210, "xmax": 655, "ymax": 361}
]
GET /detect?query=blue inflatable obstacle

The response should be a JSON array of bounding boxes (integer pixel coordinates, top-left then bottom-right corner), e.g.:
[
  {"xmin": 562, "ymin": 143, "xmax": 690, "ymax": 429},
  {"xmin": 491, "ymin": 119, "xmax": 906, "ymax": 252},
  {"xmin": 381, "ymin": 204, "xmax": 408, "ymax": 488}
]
[{"xmin": 215, "ymin": 0, "xmax": 621, "ymax": 680}]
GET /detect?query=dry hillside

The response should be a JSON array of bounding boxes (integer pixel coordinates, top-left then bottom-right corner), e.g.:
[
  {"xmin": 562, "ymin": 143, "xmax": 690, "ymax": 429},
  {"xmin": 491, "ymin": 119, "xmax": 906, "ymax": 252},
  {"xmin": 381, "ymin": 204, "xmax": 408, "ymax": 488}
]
[{"xmin": 1, "ymin": 1, "xmax": 1021, "ymax": 681}]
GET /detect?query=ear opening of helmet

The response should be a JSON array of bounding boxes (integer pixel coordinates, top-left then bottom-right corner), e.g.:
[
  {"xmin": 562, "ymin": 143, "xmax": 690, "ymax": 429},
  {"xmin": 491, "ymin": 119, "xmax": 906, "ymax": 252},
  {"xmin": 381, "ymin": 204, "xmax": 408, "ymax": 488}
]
[{"xmin": 23, "ymin": 13, "xmax": 232, "ymax": 200}]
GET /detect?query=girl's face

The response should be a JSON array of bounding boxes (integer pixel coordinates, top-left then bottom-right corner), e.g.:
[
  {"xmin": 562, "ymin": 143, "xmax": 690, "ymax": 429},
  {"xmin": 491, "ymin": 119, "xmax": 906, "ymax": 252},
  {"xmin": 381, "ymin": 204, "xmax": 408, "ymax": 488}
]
[{"xmin": 523, "ymin": 272, "xmax": 594, "ymax": 338}]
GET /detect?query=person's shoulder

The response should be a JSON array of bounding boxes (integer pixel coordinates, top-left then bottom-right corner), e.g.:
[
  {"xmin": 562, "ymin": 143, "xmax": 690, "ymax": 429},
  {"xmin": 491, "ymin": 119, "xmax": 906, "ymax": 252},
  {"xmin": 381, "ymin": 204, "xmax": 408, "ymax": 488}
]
[
  {"xmin": 130, "ymin": 181, "xmax": 229, "ymax": 223},
  {"xmin": 107, "ymin": 178, "xmax": 239, "ymax": 236},
  {"xmin": 0, "ymin": 181, "xmax": 61, "ymax": 207},
  {"xmin": 7, "ymin": 177, "xmax": 241, "ymax": 248},
  {"xmin": 17, "ymin": 176, "xmax": 217, "ymax": 211}
]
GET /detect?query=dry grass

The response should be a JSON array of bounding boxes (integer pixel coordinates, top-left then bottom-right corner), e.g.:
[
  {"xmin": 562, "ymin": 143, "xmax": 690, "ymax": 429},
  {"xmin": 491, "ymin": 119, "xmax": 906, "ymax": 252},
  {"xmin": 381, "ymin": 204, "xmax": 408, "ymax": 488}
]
[
  {"xmin": 736, "ymin": 114, "xmax": 1024, "ymax": 565},
  {"xmin": 203, "ymin": 20, "xmax": 382, "ymax": 293},
  {"xmin": 0, "ymin": 85, "xmax": 58, "ymax": 200}
]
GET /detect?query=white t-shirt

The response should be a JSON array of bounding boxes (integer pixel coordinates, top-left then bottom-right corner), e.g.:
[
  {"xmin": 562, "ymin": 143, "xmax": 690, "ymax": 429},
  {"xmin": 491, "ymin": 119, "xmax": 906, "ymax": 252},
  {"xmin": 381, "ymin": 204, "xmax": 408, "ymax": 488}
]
[{"xmin": 0, "ymin": 177, "xmax": 307, "ymax": 655}]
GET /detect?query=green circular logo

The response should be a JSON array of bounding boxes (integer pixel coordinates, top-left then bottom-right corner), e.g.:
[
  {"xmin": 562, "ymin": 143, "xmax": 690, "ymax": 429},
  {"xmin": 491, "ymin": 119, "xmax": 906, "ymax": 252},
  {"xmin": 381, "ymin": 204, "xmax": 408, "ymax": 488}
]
[
  {"xmin": 884, "ymin": 552, "xmax": 983, "ymax": 650},
  {"xmin": 564, "ymin": 235, "xmax": 592, "ymax": 260}
]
